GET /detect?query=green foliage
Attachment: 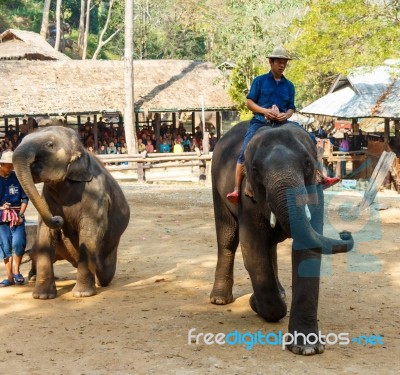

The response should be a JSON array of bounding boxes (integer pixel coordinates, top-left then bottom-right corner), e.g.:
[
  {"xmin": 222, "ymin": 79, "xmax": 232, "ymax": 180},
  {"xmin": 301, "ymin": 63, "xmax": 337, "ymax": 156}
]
[
  {"xmin": 228, "ymin": 64, "xmax": 266, "ymax": 119},
  {"xmin": 214, "ymin": 0, "xmax": 306, "ymax": 115},
  {"xmin": 0, "ymin": 0, "xmax": 43, "ymax": 32},
  {"xmin": 286, "ymin": 0, "xmax": 400, "ymax": 107},
  {"xmin": 2, "ymin": 0, "xmax": 400, "ymax": 112}
]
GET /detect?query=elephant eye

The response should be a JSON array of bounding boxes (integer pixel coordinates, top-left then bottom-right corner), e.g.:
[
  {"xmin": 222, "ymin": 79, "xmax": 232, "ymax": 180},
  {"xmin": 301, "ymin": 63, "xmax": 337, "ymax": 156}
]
[{"xmin": 46, "ymin": 141, "xmax": 54, "ymax": 149}]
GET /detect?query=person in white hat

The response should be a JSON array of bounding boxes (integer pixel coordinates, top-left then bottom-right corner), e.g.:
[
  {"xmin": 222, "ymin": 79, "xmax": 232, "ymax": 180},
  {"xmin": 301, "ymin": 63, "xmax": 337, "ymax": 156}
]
[
  {"xmin": 0, "ymin": 151, "xmax": 29, "ymax": 287},
  {"xmin": 227, "ymin": 46, "xmax": 339, "ymax": 203}
]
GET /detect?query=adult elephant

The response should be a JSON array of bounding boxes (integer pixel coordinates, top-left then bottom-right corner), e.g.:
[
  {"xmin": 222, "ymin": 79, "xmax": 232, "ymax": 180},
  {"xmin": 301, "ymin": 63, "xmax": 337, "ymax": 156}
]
[
  {"xmin": 210, "ymin": 121, "xmax": 354, "ymax": 355},
  {"xmin": 13, "ymin": 127, "xmax": 130, "ymax": 299}
]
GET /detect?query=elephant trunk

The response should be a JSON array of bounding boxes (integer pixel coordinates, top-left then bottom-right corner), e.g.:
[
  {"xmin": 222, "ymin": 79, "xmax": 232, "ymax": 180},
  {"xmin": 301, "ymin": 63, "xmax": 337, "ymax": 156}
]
[
  {"xmin": 12, "ymin": 147, "xmax": 63, "ymax": 230},
  {"xmin": 269, "ymin": 180, "xmax": 353, "ymax": 255}
]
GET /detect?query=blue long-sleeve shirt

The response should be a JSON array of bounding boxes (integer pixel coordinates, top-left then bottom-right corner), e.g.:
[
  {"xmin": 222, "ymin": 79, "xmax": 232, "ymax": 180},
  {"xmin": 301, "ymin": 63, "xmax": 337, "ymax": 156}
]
[
  {"xmin": 247, "ymin": 71, "xmax": 296, "ymax": 118},
  {"xmin": 0, "ymin": 171, "xmax": 29, "ymax": 207}
]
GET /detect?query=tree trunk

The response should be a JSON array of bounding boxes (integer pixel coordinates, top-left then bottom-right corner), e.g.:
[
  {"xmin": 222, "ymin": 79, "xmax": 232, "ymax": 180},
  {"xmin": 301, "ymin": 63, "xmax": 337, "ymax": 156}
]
[
  {"xmin": 40, "ymin": 0, "xmax": 52, "ymax": 39},
  {"xmin": 92, "ymin": 0, "xmax": 119, "ymax": 60},
  {"xmin": 54, "ymin": 0, "xmax": 62, "ymax": 51},
  {"xmin": 82, "ymin": 0, "xmax": 91, "ymax": 60},
  {"xmin": 78, "ymin": 0, "xmax": 86, "ymax": 56},
  {"xmin": 124, "ymin": 0, "xmax": 137, "ymax": 155}
]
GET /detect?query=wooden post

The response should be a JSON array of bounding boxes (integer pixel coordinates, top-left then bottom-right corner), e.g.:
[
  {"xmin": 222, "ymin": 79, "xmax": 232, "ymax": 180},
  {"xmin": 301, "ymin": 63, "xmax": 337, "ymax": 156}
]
[
  {"xmin": 154, "ymin": 112, "xmax": 161, "ymax": 152},
  {"xmin": 205, "ymin": 159, "xmax": 212, "ymax": 187},
  {"xmin": 15, "ymin": 117, "xmax": 20, "ymax": 135},
  {"xmin": 216, "ymin": 111, "xmax": 221, "ymax": 140},
  {"xmin": 137, "ymin": 161, "xmax": 145, "ymax": 182},
  {"xmin": 199, "ymin": 159, "xmax": 206, "ymax": 182},
  {"xmin": 384, "ymin": 118, "xmax": 390, "ymax": 151},
  {"xmin": 191, "ymin": 111, "xmax": 195, "ymax": 135},
  {"xmin": 351, "ymin": 118, "xmax": 357, "ymax": 150},
  {"xmin": 135, "ymin": 112, "xmax": 140, "ymax": 133},
  {"xmin": 172, "ymin": 112, "xmax": 177, "ymax": 130},
  {"xmin": 93, "ymin": 114, "xmax": 98, "ymax": 152},
  {"xmin": 394, "ymin": 119, "xmax": 400, "ymax": 149}
]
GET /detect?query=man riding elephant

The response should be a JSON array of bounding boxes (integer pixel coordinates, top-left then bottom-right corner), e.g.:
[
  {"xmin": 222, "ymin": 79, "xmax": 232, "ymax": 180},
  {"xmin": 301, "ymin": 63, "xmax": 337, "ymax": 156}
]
[{"xmin": 226, "ymin": 46, "xmax": 339, "ymax": 204}]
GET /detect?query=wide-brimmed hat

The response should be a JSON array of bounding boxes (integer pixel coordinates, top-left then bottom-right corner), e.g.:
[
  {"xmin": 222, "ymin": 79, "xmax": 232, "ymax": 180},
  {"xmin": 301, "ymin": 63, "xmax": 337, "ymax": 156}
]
[
  {"xmin": 267, "ymin": 46, "xmax": 293, "ymax": 60},
  {"xmin": 0, "ymin": 151, "xmax": 13, "ymax": 164}
]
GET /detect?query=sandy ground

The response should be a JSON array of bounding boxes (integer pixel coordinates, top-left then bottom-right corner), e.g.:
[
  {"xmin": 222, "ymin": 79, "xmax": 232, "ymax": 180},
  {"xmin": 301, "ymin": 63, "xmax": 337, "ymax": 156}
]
[{"xmin": 0, "ymin": 183, "xmax": 399, "ymax": 375}]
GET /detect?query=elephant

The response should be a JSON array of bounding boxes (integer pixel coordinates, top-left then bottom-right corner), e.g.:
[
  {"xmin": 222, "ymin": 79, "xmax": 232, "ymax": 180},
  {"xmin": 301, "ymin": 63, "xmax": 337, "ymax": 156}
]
[
  {"xmin": 210, "ymin": 121, "xmax": 354, "ymax": 355},
  {"xmin": 12, "ymin": 127, "xmax": 130, "ymax": 299}
]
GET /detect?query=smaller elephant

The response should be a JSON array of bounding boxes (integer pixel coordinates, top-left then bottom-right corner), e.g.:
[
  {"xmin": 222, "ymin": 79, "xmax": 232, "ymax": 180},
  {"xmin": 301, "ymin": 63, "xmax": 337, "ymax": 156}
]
[{"xmin": 13, "ymin": 127, "xmax": 130, "ymax": 299}]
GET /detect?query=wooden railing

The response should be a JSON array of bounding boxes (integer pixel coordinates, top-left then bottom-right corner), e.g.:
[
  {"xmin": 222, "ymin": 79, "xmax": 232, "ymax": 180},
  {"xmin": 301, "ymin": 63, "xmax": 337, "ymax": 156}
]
[{"xmin": 96, "ymin": 152, "xmax": 213, "ymax": 182}]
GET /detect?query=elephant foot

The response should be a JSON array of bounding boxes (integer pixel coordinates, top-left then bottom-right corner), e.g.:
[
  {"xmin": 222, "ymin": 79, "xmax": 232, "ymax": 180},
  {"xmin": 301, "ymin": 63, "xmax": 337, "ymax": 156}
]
[
  {"xmin": 287, "ymin": 343, "xmax": 325, "ymax": 356},
  {"xmin": 249, "ymin": 294, "xmax": 287, "ymax": 322},
  {"xmin": 72, "ymin": 283, "xmax": 97, "ymax": 298},
  {"xmin": 210, "ymin": 280, "xmax": 233, "ymax": 305},
  {"xmin": 32, "ymin": 282, "xmax": 57, "ymax": 299}
]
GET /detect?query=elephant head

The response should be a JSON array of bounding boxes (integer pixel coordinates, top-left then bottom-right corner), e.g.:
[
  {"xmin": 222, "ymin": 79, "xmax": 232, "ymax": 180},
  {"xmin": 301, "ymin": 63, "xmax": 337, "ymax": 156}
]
[
  {"xmin": 12, "ymin": 127, "xmax": 93, "ymax": 229},
  {"xmin": 244, "ymin": 125, "xmax": 353, "ymax": 255}
]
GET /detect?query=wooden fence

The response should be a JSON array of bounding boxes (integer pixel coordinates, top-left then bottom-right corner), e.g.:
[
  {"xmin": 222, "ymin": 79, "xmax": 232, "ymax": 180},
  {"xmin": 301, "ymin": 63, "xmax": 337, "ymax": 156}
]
[{"xmin": 96, "ymin": 152, "xmax": 213, "ymax": 182}]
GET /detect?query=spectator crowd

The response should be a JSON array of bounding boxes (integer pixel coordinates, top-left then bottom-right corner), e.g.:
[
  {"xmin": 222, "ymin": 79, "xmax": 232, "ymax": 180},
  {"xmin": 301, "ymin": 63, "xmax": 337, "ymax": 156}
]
[{"xmin": 1, "ymin": 117, "xmax": 219, "ymax": 156}]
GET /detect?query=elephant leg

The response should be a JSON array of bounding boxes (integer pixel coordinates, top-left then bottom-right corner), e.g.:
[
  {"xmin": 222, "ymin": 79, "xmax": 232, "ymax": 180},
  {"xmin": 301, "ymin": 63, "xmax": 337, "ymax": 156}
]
[
  {"xmin": 272, "ymin": 244, "xmax": 285, "ymax": 299},
  {"xmin": 95, "ymin": 242, "xmax": 118, "ymax": 287},
  {"xmin": 288, "ymin": 248, "xmax": 324, "ymax": 355},
  {"xmin": 240, "ymin": 219, "xmax": 287, "ymax": 322},
  {"xmin": 243, "ymin": 246, "xmax": 287, "ymax": 322},
  {"xmin": 31, "ymin": 225, "xmax": 57, "ymax": 299},
  {"xmin": 72, "ymin": 242, "xmax": 97, "ymax": 298},
  {"xmin": 210, "ymin": 203, "xmax": 239, "ymax": 305}
]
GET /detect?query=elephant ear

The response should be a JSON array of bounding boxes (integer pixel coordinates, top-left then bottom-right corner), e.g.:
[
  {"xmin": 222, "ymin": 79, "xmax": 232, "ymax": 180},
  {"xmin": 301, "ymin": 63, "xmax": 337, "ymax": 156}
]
[{"xmin": 66, "ymin": 150, "xmax": 93, "ymax": 182}]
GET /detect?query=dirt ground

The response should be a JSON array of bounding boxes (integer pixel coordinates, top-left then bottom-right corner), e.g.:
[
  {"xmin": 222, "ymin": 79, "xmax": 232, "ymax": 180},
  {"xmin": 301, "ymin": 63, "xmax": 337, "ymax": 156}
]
[{"xmin": 0, "ymin": 183, "xmax": 399, "ymax": 375}]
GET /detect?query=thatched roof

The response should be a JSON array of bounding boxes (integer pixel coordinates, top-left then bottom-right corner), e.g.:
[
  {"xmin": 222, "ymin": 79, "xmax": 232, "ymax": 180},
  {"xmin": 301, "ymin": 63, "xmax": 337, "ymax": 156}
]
[
  {"xmin": 0, "ymin": 59, "xmax": 235, "ymax": 118},
  {"xmin": 0, "ymin": 29, "xmax": 71, "ymax": 61}
]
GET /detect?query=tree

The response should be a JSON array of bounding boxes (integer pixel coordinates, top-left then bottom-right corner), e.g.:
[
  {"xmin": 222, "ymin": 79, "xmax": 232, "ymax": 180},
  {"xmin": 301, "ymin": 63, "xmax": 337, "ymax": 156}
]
[
  {"xmin": 92, "ymin": 0, "xmax": 121, "ymax": 59},
  {"xmin": 82, "ymin": 0, "xmax": 91, "ymax": 59},
  {"xmin": 40, "ymin": 0, "xmax": 52, "ymax": 38},
  {"xmin": 78, "ymin": 0, "xmax": 86, "ymax": 55},
  {"xmin": 208, "ymin": 0, "xmax": 307, "ymax": 118},
  {"xmin": 54, "ymin": 0, "xmax": 62, "ymax": 50},
  {"xmin": 286, "ymin": 0, "xmax": 400, "ymax": 108},
  {"xmin": 123, "ymin": 0, "xmax": 137, "ymax": 155}
]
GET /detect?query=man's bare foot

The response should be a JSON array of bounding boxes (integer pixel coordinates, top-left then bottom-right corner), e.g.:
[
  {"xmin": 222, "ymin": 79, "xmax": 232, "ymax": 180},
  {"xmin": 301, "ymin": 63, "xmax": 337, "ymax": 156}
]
[{"xmin": 226, "ymin": 190, "xmax": 239, "ymax": 204}]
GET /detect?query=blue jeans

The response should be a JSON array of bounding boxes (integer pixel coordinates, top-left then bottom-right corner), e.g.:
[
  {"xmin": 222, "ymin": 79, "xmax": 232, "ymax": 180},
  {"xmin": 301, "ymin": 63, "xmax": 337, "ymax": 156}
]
[{"xmin": 0, "ymin": 221, "xmax": 26, "ymax": 259}]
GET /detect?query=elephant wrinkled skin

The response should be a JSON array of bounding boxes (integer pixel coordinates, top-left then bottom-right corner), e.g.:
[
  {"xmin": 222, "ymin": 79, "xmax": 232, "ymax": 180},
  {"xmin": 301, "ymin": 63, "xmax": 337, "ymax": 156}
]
[
  {"xmin": 13, "ymin": 127, "xmax": 130, "ymax": 299},
  {"xmin": 210, "ymin": 122, "xmax": 354, "ymax": 355}
]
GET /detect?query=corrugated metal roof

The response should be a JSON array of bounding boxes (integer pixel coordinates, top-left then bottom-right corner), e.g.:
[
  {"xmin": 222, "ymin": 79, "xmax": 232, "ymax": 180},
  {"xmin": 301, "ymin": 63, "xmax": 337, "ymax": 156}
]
[{"xmin": 300, "ymin": 62, "xmax": 400, "ymax": 118}]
